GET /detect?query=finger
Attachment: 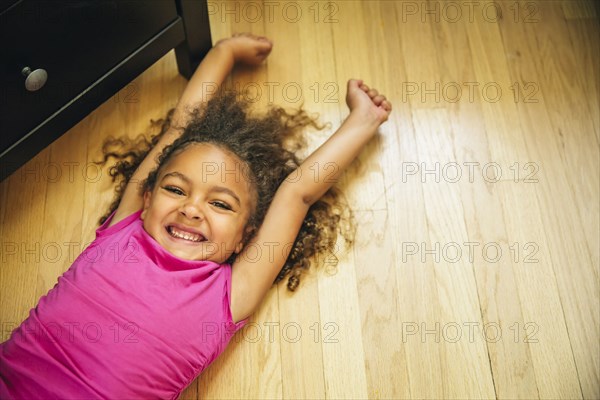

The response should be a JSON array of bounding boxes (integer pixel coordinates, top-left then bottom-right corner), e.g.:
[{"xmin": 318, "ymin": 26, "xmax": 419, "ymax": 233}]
[
  {"xmin": 254, "ymin": 34, "xmax": 270, "ymax": 42},
  {"xmin": 348, "ymin": 79, "xmax": 363, "ymax": 92},
  {"xmin": 373, "ymin": 94, "xmax": 386, "ymax": 106},
  {"xmin": 258, "ymin": 40, "xmax": 273, "ymax": 52}
]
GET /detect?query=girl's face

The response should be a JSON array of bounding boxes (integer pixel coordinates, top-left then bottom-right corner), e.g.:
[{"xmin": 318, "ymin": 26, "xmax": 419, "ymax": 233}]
[{"xmin": 141, "ymin": 143, "xmax": 255, "ymax": 263}]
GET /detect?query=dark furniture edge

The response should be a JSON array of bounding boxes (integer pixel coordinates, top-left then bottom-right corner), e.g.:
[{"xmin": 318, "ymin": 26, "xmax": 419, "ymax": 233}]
[
  {"xmin": 1, "ymin": 0, "xmax": 214, "ymax": 182},
  {"xmin": 174, "ymin": 0, "xmax": 213, "ymax": 79},
  {"xmin": 1, "ymin": 20, "xmax": 185, "ymax": 182}
]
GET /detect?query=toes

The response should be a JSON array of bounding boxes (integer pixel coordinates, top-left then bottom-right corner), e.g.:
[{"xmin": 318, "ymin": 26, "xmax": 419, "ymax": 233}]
[
  {"xmin": 381, "ymin": 100, "xmax": 392, "ymax": 112},
  {"xmin": 360, "ymin": 84, "xmax": 370, "ymax": 92}
]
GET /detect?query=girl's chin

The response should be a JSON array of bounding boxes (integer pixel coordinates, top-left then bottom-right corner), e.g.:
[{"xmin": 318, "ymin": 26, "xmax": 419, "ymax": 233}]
[{"xmin": 159, "ymin": 234, "xmax": 232, "ymax": 263}]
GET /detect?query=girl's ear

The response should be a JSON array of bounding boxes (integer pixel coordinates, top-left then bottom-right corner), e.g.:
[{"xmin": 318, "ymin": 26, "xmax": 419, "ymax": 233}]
[{"xmin": 141, "ymin": 190, "xmax": 151, "ymax": 220}]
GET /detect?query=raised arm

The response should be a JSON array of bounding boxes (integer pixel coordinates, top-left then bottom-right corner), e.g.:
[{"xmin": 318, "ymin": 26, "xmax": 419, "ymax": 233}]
[
  {"xmin": 108, "ymin": 34, "xmax": 273, "ymax": 227},
  {"xmin": 231, "ymin": 79, "xmax": 391, "ymax": 322}
]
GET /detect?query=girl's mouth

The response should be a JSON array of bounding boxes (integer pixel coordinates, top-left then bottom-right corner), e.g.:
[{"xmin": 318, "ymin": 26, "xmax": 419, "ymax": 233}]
[{"xmin": 166, "ymin": 225, "xmax": 206, "ymax": 243}]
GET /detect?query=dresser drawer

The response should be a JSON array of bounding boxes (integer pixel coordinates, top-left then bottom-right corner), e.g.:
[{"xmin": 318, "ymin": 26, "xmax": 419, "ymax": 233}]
[{"xmin": 0, "ymin": 0, "xmax": 178, "ymax": 154}]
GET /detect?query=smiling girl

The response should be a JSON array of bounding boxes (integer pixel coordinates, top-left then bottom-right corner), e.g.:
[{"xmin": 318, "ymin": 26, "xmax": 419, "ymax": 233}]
[{"xmin": 0, "ymin": 33, "xmax": 391, "ymax": 399}]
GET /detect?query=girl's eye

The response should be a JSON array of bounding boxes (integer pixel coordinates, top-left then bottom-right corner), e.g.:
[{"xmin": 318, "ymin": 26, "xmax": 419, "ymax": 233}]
[
  {"xmin": 163, "ymin": 186, "xmax": 184, "ymax": 195},
  {"xmin": 211, "ymin": 201, "xmax": 232, "ymax": 211}
]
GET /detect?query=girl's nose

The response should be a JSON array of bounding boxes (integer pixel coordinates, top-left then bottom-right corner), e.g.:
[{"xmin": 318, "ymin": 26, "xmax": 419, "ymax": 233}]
[{"xmin": 180, "ymin": 201, "xmax": 204, "ymax": 220}]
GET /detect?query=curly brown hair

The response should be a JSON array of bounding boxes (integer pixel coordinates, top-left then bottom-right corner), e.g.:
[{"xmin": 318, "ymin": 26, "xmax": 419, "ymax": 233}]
[{"xmin": 93, "ymin": 92, "xmax": 355, "ymax": 291}]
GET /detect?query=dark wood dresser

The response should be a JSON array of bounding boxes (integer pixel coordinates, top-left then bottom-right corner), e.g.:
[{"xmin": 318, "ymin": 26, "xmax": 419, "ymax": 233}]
[{"xmin": 1, "ymin": 0, "xmax": 212, "ymax": 181}]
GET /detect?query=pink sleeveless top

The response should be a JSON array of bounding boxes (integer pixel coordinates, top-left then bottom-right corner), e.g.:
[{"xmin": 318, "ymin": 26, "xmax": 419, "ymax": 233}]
[{"xmin": 0, "ymin": 210, "xmax": 248, "ymax": 399}]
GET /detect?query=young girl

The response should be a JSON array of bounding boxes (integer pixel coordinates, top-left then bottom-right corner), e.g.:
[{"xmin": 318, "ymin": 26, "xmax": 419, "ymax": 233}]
[{"xmin": 0, "ymin": 33, "xmax": 391, "ymax": 399}]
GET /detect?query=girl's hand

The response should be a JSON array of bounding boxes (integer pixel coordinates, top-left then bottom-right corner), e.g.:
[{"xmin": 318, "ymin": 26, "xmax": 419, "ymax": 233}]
[
  {"xmin": 345, "ymin": 79, "xmax": 392, "ymax": 126},
  {"xmin": 215, "ymin": 33, "xmax": 273, "ymax": 66}
]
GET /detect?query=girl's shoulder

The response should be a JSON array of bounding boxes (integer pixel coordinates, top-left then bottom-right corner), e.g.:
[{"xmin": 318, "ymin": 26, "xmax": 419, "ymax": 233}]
[{"xmin": 96, "ymin": 208, "xmax": 142, "ymax": 239}]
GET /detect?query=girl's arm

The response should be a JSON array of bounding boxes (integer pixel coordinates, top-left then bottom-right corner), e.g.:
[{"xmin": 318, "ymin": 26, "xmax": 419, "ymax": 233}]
[
  {"xmin": 108, "ymin": 34, "xmax": 272, "ymax": 227},
  {"xmin": 231, "ymin": 79, "xmax": 391, "ymax": 322}
]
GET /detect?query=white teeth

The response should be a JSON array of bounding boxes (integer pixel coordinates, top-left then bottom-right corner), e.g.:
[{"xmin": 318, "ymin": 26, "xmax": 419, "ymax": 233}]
[{"xmin": 169, "ymin": 226, "xmax": 203, "ymax": 242}]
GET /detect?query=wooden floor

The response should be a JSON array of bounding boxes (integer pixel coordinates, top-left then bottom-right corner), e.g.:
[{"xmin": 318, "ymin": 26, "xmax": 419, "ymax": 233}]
[{"xmin": 1, "ymin": 1, "xmax": 598, "ymax": 399}]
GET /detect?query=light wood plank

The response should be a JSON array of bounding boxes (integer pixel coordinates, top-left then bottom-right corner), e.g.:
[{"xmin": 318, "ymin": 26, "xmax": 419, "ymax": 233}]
[
  {"xmin": 1, "ymin": 148, "xmax": 51, "ymax": 342},
  {"xmin": 466, "ymin": 2, "xmax": 584, "ymax": 397},
  {"xmin": 496, "ymin": 2, "xmax": 599, "ymax": 398},
  {"xmin": 414, "ymin": 108, "xmax": 496, "ymax": 398},
  {"xmin": 34, "ymin": 117, "xmax": 86, "ymax": 301},
  {"xmin": 430, "ymin": 10, "xmax": 540, "ymax": 398}
]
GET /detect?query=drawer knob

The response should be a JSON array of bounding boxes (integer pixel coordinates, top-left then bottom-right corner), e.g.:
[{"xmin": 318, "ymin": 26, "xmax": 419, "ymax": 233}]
[{"xmin": 22, "ymin": 67, "xmax": 48, "ymax": 91}]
